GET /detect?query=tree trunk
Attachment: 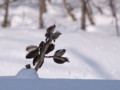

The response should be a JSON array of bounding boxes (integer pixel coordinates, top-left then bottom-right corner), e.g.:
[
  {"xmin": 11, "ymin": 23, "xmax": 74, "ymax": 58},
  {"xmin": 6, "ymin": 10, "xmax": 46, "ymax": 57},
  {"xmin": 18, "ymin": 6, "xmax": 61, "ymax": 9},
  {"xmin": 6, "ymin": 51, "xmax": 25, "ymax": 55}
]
[
  {"xmin": 109, "ymin": 0, "xmax": 119, "ymax": 37},
  {"xmin": 63, "ymin": 0, "xmax": 77, "ymax": 21},
  {"xmin": 2, "ymin": 0, "xmax": 9, "ymax": 27},
  {"xmin": 48, "ymin": 0, "xmax": 52, "ymax": 4},
  {"xmin": 86, "ymin": 5, "xmax": 95, "ymax": 25},
  {"xmin": 42, "ymin": 0, "xmax": 47, "ymax": 13},
  {"xmin": 92, "ymin": 1, "xmax": 103, "ymax": 14},
  {"xmin": 39, "ymin": 0, "xmax": 44, "ymax": 28},
  {"xmin": 109, "ymin": 0, "xmax": 115, "ymax": 17},
  {"xmin": 86, "ymin": 0, "xmax": 93, "ymax": 15},
  {"xmin": 81, "ymin": 0, "xmax": 86, "ymax": 30}
]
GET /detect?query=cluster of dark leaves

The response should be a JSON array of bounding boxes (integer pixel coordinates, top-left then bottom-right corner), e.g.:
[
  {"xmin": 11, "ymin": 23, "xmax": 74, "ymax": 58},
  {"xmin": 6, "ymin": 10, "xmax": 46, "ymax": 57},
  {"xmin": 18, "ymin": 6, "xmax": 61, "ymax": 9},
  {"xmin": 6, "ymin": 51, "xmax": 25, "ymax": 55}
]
[{"xmin": 25, "ymin": 25, "xmax": 69, "ymax": 69}]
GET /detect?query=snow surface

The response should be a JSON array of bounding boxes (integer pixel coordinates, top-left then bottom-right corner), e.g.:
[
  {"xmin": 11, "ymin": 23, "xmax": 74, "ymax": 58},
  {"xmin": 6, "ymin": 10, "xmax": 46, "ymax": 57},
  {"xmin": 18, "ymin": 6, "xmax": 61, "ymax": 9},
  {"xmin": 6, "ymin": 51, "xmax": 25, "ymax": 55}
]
[
  {"xmin": 0, "ymin": 68, "xmax": 120, "ymax": 90},
  {"xmin": 0, "ymin": 28, "xmax": 120, "ymax": 80},
  {"xmin": 0, "ymin": 78, "xmax": 120, "ymax": 90},
  {"xmin": 16, "ymin": 68, "xmax": 39, "ymax": 79},
  {"xmin": 0, "ymin": 0, "xmax": 120, "ymax": 90}
]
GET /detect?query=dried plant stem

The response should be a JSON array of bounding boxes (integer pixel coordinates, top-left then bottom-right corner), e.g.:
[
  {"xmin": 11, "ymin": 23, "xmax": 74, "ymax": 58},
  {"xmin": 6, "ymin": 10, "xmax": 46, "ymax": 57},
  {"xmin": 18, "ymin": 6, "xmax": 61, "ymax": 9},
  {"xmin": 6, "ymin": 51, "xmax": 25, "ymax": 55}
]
[
  {"xmin": 34, "ymin": 40, "xmax": 52, "ymax": 71},
  {"xmin": 45, "ymin": 56, "xmax": 54, "ymax": 58},
  {"xmin": 45, "ymin": 56, "xmax": 59, "ymax": 59}
]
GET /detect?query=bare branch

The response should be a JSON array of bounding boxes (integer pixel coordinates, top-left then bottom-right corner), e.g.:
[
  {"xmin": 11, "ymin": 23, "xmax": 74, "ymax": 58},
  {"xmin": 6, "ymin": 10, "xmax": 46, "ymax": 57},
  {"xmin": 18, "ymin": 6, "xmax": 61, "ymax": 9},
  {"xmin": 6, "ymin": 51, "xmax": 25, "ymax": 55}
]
[{"xmin": 63, "ymin": 0, "xmax": 77, "ymax": 21}]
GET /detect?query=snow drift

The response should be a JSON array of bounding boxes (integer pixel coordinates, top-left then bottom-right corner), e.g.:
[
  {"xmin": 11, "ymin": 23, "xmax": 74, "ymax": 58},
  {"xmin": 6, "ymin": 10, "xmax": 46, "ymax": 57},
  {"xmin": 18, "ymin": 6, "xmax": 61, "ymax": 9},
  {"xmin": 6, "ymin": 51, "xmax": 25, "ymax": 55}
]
[{"xmin": 0, "ymin": 68, "xmax": 120, "ymax": 90}]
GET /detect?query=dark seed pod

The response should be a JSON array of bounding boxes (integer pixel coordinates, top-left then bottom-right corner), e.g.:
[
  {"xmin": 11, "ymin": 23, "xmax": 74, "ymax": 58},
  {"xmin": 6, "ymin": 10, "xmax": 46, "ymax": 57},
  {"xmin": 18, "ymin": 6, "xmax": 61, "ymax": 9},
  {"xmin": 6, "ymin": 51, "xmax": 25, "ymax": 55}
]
[
  {"xmin": 45, "ymin": 33, "xmax": 52, "ymax": 42},
  {"xmin": 25, "ymin": 64, "xmax": 31, "ymax": 69},
  {"xmin": 46, "ymin": 24, "xmax": 56, "ymax": 33},
  {"xmin": 46, "ymin": 43, "xmax": 55, "ymax": 54},
  {"xmin": 26, "ymin": 48, "xmax": 39, "ymax": 59},
  {"xmin": 54, "ymin": 49, "xmax": 66, "ymax": 57},
  {"xmin": 45, "ymin": 25, "xmax": 56, "ymax": 42},
  {"xmin": 53, "ymin": 57, "xmax": 69, "ymax": 64},
  {"xmin": 45, "ymin": 33, "xmax": 51, "ymax": 38},
  {"xmin": 52, "ymin": 31, "xmax": 61, "ymax": 42},
  {"xmin": 33, "ymin": 55, "xmax": 41, "ymax": 66}
]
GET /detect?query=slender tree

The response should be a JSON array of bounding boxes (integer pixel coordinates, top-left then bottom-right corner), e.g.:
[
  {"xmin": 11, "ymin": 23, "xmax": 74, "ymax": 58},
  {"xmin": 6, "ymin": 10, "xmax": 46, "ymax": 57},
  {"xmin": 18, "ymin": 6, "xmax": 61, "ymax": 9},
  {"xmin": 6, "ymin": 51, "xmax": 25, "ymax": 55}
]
[
  {"xmin": 92, "ymin": 1, "xmax": 103, "ymax": 14},
  {"xmin": 109, "ymin": 0, "xmax": 119, "ymax": 37},
  {"xmin": 39, "ymin": 0, "xmax": 45, "ymax": 28},
  {"xmin": 80, "ymin": 0, "xmax": 95, "ymax": 30},
  {"xmin": 63, "ymin": 0, "xmax": 77, "ymax": 21},
  {"xmin": 81, "ymin": 0, "xmax": 86, "ymax": 30},
  {"xmin": 2, "ymin": 0, "xmax": 10, "ymax": 27},
  {"xmin": 48, "ymin": 0, "xmax": 52, "ymax": 3},
  {"xmin": 86, "ymin": 1, "xmax": 95, "ymax": 25}
]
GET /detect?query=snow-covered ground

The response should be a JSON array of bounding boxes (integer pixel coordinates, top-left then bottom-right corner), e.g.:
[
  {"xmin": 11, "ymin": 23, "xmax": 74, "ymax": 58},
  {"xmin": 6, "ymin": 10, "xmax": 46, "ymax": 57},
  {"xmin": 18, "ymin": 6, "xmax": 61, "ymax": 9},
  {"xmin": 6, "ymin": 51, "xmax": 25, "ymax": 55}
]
[
  {"xmin": 0, "ymin": 0, "xmax": 120, "ymax": 90},
  {"xmin": 0, "ymin": 27, "xmax": 120, "ymax": 79},
  {"xmin": 0, "ymin": 68, "xmax": 120, "ymax": 90}
]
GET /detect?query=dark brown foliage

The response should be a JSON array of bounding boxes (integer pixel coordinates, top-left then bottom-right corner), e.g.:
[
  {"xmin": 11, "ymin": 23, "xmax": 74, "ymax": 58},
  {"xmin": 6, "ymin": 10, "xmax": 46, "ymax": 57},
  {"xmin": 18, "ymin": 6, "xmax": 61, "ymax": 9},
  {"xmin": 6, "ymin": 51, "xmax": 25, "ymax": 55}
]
[
  {"xmin": 26, "ymin": 25, "xmax": 69, "ymax": 71},
  {"xmin": 54, "ymin": 49, "xmax": 66, "ymax": 57},
  {"xmin": 26, "ymin": 45, "xmax": 38, "ymax": 52},
  {"xmin": 53, "ymin": 57, "xmax": 69, "ymax": 64},
  {"xmin": 33, "ymin": 55, "xmax": 41, "ymax": 66},
  {"xmin": 26, "ymin": 48, "xmax": 39, "ymax": 59},
  {"xmin": 46, "ymin": 43, "xmax": 55, "ymax": 54},
  {"xmin": 25, "ymin": 64, "xmax": 31, "ymax": 69}
]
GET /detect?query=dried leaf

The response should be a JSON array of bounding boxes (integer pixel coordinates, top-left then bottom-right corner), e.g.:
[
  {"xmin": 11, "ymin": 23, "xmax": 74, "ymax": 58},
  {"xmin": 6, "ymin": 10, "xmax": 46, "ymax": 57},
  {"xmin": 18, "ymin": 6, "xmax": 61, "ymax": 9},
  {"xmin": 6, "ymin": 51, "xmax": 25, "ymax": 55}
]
[
  {"xmin": 26, "ymin": 45, "xmax": 38, "ymax": 52},
  {"xmin": 46, "ymin": 24, "xmax": 56, "ymax": 33},
  {"xmin": 25, "ymin": 64, "xmax": 31, "ymax": 69},
  {"xmin": 53, "ymin": 57, "xmax": 69, "ymax": 64},
  {"xmin": 54, "ymin": 49, "xmax": 66, "ymax": 57},
  {"xmin": 46, "ymin": 43, "xmax": 55, "ymax": 54},
  {"xmin": 26, "ymin": 48, "xmax": 39, "ymax": 59},
  {"xmin": 33, "ymin": 55, "xmax": 40, "ymax": 66},
  {"xmin": 52, "ymin": 31, "xmax": 61, "ymax": 42}
]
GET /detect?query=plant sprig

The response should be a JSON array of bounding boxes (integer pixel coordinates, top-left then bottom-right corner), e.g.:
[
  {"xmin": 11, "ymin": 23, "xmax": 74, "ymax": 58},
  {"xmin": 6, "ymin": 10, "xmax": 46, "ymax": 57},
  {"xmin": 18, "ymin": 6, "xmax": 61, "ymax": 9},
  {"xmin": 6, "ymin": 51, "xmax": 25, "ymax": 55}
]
[{"xmin": 25, "ymin": 25, "xmax": 69, "ymax": 71}]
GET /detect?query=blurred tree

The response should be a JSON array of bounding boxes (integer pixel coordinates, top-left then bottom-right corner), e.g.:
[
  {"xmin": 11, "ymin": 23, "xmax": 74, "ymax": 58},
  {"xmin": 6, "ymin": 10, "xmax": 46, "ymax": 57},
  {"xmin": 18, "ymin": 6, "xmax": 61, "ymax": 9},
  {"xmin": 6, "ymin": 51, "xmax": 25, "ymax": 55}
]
[
  {"xmin": 63, "ymin": 0, "xmax": 77, "ymax": 21},
  {"xmin": 86, "ymin": 0, "xmax": 93, "ymax": 15},
  {"xmin": 80, "ymin": 0, "xmax": 95, "ymax": 30},
  {"xmin": 2, "ymin": 0, "xmax": 10, "ymax": 27},
  {"xmin": 109, "ymin": 0, "xmax": 119, "ymax": 37},
  {"xmin": 81, "ymin": 0, "xmax": 86, "ymax": 30},
  {"xmin": 92, "ymin": 1, "xmax": 103, "ymax": 14},
  {"xmin": 48, "ymin": 0, "xmax": 52, "ymax": 4},
  {"xmin": 86, "ymin": 0, "xmax": 95, "ymax": 25},
  {"xmin": 39, "ymin": 0, "xmax": 47, "ymax": 28}
]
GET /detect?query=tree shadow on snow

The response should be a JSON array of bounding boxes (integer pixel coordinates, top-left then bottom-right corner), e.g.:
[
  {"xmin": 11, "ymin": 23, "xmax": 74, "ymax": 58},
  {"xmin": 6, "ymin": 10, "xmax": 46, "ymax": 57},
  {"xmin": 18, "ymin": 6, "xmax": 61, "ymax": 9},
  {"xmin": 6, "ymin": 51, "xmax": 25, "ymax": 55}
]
[{"xmin": 69, "ymin": 48, "xmax": 113, "ymax": 79}]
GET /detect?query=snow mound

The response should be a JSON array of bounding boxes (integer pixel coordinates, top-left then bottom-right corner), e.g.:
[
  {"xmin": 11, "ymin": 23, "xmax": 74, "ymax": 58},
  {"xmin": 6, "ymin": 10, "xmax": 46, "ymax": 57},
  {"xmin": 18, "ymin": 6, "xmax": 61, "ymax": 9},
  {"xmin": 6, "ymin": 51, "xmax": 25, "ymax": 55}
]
[{"xmin": 16, "ymin": 68, "xmax": 39, "ymax": 79}]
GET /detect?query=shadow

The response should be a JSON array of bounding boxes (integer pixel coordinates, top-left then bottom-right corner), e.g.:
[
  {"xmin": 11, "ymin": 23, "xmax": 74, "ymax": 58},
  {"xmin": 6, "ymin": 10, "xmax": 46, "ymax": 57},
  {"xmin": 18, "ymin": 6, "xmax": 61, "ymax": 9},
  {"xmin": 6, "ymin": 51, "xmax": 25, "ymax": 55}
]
[
  {"xmin": 69, "ymin": 48, "xmax": 113, "ymax": 79},
  {"xmin": 0, "ymin": 77, "xmax": 120, "ymax": 90}
]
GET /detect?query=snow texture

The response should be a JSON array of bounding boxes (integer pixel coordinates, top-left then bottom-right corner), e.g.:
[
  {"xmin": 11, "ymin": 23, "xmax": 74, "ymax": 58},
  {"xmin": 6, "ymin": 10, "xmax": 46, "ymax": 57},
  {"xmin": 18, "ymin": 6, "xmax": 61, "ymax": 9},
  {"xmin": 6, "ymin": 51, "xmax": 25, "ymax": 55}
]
[
  {"xmin": 0, "ymin": 68, "xmax": 120, "ymax": 90},
  {"xmin": 0, "ymin": 78, "xmax": 120, "ymax": 90},
  {"xmin": 0, "ymin": 0, "xmax": 120, "ymax": 90},
  {"xmin": 16, "ymin": 68, "xmax": 39, "ymax": 79}
]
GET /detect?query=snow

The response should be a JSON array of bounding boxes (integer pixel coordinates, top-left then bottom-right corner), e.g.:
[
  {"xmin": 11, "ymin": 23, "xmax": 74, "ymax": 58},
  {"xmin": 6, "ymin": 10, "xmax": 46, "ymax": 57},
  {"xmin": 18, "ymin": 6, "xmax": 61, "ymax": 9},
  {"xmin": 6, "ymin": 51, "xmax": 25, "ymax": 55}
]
[
  {"xmin": 16, "ymin": 68, "xmax": 39, "ymax": 79},
  {"xmin": 0, "ymin": 28, "xmax": 119, "ymax": 79},
  {"xmin": 0, "ymin": 27, "xmax": 120, "ymax": 90},
  {"xmin": 0, "ymin": 69, "xmax": 120, "ymax": 90},
  {"xmin": 0, "ymin": 0, "xmax": 120, "ymax": 90},
  {"xmin": 0, "ymin": 78, "xmax": 120, "ymax": 90}
]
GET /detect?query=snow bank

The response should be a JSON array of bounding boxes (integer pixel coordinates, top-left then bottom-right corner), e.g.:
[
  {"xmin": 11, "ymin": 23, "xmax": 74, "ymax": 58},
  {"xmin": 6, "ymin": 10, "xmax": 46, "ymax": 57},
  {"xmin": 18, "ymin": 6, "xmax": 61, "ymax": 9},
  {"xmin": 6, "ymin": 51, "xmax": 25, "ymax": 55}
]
[
  {"xmin": 16, "ymin": 68, "xmax": 39, "ymax": 79},
  {"xmin": 0, "ymin": 77, "xmax": 120, "ymax": 90}
]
